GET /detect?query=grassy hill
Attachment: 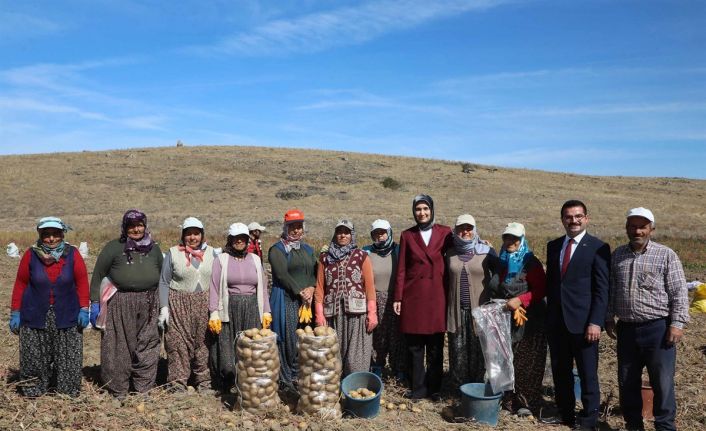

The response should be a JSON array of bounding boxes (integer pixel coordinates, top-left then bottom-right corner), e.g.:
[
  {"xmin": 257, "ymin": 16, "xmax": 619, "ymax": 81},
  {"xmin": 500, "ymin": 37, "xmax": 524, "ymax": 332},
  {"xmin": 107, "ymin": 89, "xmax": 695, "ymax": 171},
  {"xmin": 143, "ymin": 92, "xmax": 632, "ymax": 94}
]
[{"xmin": 1, "ymin": 145, "xmax": 705, "ymax": 278}]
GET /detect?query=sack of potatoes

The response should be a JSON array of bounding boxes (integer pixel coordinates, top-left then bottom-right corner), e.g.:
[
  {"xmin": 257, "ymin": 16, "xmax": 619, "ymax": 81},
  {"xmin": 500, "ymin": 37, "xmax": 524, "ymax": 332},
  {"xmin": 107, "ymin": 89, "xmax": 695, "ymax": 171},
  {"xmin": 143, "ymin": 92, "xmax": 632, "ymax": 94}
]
[
  {"xmin": 235, "ymin": 327, "xmax": 280, "ymax": 414},
  {"xmin": 296, "ymin": 325, "xmax": 343, "ymax": 418}
]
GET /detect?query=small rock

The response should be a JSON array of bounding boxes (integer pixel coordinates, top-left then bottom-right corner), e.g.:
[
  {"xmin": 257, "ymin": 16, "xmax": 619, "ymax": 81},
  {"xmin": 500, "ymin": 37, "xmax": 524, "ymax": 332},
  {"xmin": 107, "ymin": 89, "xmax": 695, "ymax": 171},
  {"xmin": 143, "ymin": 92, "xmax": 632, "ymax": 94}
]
[
  {"xmin": 226, "ymin": 422, "xmax": 236, "ymax": 428},
  {"xmin": 187, "ymin": 385, "xmax": 196, "ymax": 393},
  {"xmin": 243, "ymin": 420, "xmax": 255, "ymax": 428},
  {"xmin": 135, "ymin": 402, "xmax": 145, "ymax": 413},
  {"xmin": 298, "ymin": 421, "xmax": 307, "ymax": 430},
  {"xmin": 411, "ymin": 407, "xmax": 422, "ymax": 413}
]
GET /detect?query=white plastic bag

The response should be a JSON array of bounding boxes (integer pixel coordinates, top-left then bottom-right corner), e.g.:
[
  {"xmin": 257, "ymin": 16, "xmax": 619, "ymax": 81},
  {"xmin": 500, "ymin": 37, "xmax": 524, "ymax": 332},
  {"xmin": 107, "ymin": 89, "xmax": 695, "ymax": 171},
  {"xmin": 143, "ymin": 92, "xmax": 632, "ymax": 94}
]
[
  {"xmin": 6, "ymin": 242, "xmax": 20, "ymax": 258},
  {"xmin": 471, "ymin": 300, "xmax": 515, "ymax": 394},
  {"xmin": 78, "ymin": 242, "xmax": 89, "ymax": 258}
]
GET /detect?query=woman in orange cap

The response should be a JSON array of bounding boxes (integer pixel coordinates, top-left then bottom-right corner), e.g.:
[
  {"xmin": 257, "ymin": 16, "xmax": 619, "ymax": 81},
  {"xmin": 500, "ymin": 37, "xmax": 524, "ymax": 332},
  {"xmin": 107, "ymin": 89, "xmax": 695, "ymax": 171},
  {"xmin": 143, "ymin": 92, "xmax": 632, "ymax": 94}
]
[{"xmin": 268, "ymin": 209, "xmax": 317, "ymax": 393}]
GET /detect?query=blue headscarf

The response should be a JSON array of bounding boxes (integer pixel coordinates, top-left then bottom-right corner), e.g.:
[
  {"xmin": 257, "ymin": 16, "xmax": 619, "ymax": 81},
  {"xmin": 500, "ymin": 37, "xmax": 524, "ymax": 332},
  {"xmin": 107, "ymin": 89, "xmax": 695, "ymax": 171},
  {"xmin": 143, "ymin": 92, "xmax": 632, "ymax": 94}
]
[{"xmin": 498, "ymin": 236, "xmax": 534, "ymax": 284}]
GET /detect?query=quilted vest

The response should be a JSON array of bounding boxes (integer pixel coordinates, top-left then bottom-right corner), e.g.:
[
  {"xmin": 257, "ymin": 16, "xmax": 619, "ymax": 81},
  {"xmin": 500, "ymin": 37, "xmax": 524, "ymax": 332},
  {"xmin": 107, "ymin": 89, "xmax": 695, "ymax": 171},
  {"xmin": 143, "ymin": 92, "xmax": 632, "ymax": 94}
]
[
  {"xmin": 21, "ymin": 247, "xmax": 80, "ymax": 329},
  {"xmin": 168, "ymin": 245, "xmax": 215, "ymax": 293},
  {"xmin": 322, "ymin": 248, "xmax": 367, "ymax": 317}
]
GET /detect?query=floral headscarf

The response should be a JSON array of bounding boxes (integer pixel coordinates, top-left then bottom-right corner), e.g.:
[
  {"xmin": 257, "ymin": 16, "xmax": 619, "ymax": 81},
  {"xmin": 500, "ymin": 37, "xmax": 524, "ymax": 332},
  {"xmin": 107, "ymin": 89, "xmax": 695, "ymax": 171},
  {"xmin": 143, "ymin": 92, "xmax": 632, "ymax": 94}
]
[{"xmin": 120, "ymin": 209, "xmax": 155, "ymax": 263}]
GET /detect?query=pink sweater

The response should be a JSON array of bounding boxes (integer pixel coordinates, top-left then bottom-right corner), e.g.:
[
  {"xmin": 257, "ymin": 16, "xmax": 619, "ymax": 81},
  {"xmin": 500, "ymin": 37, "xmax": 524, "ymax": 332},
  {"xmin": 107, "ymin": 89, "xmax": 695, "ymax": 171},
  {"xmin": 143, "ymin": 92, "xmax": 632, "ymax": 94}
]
[{"xmin": 209, "ymin": 255, "xmax": 270, "ymax": 313}]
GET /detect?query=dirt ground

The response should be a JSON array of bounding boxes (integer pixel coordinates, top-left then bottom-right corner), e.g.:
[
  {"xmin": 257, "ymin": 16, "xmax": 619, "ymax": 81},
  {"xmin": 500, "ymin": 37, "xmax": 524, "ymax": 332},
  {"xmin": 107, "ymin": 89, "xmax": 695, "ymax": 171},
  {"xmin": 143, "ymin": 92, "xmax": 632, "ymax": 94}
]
[{"xmin": 1, "ymin": 252, "xmax": 705, "ymax": 430}]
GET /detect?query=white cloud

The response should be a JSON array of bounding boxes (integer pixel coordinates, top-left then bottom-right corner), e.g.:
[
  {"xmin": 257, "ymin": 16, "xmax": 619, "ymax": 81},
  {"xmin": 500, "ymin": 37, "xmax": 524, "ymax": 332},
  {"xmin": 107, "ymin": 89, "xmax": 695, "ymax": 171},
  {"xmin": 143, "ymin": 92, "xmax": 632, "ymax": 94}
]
[
  {"xmin": 0, "ymin": 11, "xmax": 64, "ymax": 41},
  {"xmin": 185, "ymin": 0, "xmax": 513, "ymax": 56},
  {"xmin": 295, "ymin": 89, "xmax": 450, "ymax": 114}
]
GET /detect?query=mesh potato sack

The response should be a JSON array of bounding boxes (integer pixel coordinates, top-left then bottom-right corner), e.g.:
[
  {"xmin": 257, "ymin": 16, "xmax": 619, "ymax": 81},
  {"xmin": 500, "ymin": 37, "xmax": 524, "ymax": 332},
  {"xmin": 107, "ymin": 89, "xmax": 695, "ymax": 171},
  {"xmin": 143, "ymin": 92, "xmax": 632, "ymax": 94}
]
[
  {"xmin": 236, "ymin": 328, "xmax": 281, "ymax": 413},
  {"xmin": 296, "ymin": 325, "xmax": 343, "ymax": 418}
]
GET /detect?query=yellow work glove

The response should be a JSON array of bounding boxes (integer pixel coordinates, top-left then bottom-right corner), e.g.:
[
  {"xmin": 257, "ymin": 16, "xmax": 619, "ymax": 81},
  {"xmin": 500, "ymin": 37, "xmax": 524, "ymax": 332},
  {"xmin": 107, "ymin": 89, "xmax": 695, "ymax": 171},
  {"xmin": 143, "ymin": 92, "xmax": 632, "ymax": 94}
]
[
  {"xmin": 298, "ymin": 304, "xmax": 312, "ymax": 324},
  {"xmin": 262, "ymin": 312, "xmax": 272, "ymax": 329},
  {"xmin": 208, "ymin": 311, "xmax": 222, "ymax": 334},
  {"xmin": 513, "ymin": 306, "xmax": 528, "ymax": 327}
]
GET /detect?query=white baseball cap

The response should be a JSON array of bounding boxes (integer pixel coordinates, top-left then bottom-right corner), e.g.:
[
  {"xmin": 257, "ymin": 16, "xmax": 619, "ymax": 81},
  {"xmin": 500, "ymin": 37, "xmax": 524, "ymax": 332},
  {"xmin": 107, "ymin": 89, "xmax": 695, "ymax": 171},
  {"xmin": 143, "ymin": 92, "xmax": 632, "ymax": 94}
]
[
  {"xmin": 247, "ymin": 222, "xmax": 266, "ymax": 232},
  {"xmin": 626, "ymin": 207, "xmax": 655, "ymax": 223},
  {"xmin": 370, "ymin": 219, "xmax": 391, "ymax": 232},
  {"xmin": 455, "ymin": 214, "xmax": 476, "ymax": 227},
  {"xmin": 37, "ymin": 216, "xmax": 67, "ymax": 232},
  {"xmin": 228, "ymin": 222, "xmax": 249, "ymax": 237},
  {"xmin": 181, "ymin": 217, "xmax": 204, "ymax": 230},
  {"xmin": 502, "ymin": 222, "xmax": 525, "ymax": 238}
]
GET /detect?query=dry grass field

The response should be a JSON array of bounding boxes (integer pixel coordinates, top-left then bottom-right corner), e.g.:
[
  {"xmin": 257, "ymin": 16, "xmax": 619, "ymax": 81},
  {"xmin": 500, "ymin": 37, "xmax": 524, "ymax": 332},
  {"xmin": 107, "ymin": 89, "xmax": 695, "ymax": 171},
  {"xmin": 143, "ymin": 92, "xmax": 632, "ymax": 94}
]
[{"xmin": 1, "ymin": 145, "xmax": 705, "ymax": 430}]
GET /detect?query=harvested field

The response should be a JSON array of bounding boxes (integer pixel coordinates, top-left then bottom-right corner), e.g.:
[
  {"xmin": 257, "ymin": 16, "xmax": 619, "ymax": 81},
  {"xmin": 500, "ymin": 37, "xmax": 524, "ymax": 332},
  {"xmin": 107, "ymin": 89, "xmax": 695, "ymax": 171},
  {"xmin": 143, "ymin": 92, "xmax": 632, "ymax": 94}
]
[{"xmin": 1, "ymin": 146, "xmax": 705, "ymax": 430}]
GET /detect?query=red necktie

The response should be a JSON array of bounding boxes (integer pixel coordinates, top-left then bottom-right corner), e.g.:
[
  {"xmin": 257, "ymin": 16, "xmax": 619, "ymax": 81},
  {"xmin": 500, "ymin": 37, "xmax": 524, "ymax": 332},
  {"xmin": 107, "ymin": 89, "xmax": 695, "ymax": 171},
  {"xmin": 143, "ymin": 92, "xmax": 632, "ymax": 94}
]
[{"xmin": 561, "ymin": 239, "xmax": 573, "ymax": 277}]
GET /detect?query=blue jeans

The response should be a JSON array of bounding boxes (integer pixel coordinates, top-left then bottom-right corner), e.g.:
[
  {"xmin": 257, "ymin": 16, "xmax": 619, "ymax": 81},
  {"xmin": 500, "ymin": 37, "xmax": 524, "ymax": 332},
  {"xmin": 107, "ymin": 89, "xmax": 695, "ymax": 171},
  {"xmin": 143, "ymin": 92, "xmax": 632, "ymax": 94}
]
[{"xmin": 617, "ymin": 318, "xmax": 676, "ymax": 431}]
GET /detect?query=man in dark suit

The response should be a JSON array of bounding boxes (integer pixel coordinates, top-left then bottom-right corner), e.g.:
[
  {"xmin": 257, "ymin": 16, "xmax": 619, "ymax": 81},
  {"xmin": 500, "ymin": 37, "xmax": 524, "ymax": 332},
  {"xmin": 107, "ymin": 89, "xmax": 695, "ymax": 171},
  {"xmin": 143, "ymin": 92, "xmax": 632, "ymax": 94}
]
[{"xmin": 544, "ymin": 200, "xmax": 611, "ymax": 430}]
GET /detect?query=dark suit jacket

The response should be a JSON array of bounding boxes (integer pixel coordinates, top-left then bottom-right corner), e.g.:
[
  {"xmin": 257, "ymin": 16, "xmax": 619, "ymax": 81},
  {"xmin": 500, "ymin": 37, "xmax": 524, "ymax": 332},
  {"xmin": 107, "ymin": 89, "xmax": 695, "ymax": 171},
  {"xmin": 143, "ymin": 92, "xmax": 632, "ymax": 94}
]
[
  {"xmin": 395, "ymin": 224, "xmax": 452, "ymax": 334},
  {"xmin": 546, "ymin": 232, "xmax": 610, "ymax": 334}
]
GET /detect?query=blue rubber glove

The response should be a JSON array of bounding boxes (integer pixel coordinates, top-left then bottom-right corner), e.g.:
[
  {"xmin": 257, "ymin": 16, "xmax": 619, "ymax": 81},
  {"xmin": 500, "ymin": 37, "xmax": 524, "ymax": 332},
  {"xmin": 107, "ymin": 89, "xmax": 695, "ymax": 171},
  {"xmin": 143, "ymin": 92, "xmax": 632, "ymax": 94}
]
[
  {"xmin": 89, "ymin": 302, "xmax": 100, "ymax": 328},
  {"xmin": 9, "ymin": 311, "xmax": 20, "ymax": 335},
  {"xmin": 77, "ymin": 307, "xmax": 90, "ymax": 328}
]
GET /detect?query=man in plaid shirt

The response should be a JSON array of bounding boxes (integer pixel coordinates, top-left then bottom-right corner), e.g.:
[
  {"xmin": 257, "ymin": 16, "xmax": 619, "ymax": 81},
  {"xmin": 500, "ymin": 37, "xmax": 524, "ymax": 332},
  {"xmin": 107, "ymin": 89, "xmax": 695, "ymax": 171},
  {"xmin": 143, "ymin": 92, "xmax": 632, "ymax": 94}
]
[{"xmin": 606, "ymin": 207, "xmax": 689, "ymax": 431}]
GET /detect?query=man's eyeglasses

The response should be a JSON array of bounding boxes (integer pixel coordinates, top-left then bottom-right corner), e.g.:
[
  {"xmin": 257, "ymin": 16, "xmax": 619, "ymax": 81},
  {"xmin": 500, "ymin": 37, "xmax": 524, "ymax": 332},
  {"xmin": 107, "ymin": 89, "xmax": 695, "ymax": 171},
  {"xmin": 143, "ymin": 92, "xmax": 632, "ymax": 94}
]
[{"xmin": 563, "ymin": 214, "xmax": 586, "ymax": 221}]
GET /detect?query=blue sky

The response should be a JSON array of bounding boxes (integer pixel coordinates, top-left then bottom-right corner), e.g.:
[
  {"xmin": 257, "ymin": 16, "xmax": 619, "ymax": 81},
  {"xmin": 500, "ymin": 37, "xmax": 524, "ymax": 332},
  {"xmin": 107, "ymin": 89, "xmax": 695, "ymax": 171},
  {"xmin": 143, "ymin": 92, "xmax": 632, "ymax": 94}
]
[{"xmin": 1, "ymin": 0, "xmax": 705, "ymax": 178}]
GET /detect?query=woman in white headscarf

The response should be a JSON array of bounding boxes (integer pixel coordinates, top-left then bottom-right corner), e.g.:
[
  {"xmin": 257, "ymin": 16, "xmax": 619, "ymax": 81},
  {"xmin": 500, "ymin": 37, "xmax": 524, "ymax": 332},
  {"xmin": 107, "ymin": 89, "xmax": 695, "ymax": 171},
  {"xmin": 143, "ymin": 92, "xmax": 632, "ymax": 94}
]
[
  {"xmin": 208, "ymin": 222, "xmax": 271, "ymax": 393},
  {"xmin": 10, "ymin": 217, "xmax": 89, "ymax": 397},
  {"xmin": 446, "ymin": 214, "xmax": 499, "ymax": 387},
  {"xmin": 314, "ymin": 219, "xmax": 377, "ymax": 376},
  {"xmin": 158, "ymin": 216, "xmax": 216, "ymax": 393}
]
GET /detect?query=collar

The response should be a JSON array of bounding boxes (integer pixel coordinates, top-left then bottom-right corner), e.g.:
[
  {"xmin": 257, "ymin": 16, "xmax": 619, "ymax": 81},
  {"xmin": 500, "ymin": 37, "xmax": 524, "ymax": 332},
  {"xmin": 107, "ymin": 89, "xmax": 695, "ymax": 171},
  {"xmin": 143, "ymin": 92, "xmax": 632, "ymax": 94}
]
[{"xmin": 564, "ymin": 229, "xmax": 587, "ymax": 247}]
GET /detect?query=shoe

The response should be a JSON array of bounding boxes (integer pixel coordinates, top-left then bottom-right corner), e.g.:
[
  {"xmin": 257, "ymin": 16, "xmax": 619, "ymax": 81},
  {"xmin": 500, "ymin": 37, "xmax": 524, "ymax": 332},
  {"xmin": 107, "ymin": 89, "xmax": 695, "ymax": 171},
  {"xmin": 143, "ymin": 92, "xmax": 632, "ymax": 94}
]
[
  {"xmin": 428, "ymin": 392, "xmax": 441, "ymax": 402},
  {"xmin": 571, "ymin": 424, "xmax": 597, "ymax": 431},
  {"xmin": 539, "ymin": 415, "xmax": 574, "ymax": 427}
]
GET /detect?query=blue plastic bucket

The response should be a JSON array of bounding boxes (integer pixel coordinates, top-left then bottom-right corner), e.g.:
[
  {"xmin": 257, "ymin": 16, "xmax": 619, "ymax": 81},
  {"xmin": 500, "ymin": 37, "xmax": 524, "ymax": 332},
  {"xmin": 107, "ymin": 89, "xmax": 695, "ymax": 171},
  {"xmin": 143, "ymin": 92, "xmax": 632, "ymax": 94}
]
[
  {"xmin": 341, "ymin": 372, "xmax": 383, "ymax": 418},
  {"xmin": 459, "ymin": 383, "xmax": 502, "ymax": 426}
]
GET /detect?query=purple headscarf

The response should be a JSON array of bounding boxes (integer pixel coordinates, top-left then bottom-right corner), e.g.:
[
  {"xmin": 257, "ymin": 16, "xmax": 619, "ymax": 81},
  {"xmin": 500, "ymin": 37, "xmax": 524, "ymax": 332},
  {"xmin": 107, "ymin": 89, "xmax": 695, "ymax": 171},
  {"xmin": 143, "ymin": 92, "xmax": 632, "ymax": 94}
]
[{"xmin": 120, "ymin": 209, "xmax": 155, "ymax": 263}]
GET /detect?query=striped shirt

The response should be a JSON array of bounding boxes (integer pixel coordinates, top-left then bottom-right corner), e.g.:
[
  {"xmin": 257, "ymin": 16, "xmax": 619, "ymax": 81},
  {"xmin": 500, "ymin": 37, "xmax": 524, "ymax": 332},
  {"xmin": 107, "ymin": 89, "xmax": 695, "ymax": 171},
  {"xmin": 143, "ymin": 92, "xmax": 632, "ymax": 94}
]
[{"xmin": 608, "ymin": 241, "xmax": 689, "ymax": 329}]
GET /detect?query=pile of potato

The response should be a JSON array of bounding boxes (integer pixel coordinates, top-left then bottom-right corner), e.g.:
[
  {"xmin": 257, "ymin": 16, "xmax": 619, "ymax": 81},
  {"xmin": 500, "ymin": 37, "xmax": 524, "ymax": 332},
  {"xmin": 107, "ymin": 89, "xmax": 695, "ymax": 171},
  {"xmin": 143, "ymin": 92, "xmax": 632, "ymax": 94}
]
[
  {"xmin": 347, "ymin": 387, "xmax": 376, "ymax": 399},
  {"xmin": 235, "ymin": 328, "xmax": 280, "ymax": 414},
  {"xmin": 296, "ymin": 325, "xmax": 343, "ymax": 418}
]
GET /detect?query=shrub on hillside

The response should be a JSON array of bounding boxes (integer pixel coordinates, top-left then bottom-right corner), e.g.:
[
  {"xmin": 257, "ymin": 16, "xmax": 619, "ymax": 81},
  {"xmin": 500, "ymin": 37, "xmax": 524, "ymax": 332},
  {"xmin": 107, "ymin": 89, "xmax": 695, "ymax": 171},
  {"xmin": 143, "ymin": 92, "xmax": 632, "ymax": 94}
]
[{"xmin": 381, "ymin": 177, "xmax": 402, "ymax": 190}]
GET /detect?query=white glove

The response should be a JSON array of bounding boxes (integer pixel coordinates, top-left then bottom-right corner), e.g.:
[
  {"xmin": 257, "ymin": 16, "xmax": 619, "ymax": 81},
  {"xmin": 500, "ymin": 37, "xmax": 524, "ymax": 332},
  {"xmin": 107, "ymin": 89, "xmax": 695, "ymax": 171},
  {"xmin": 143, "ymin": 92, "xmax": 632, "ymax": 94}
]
[{"xmin": 158, "ymin": 306, "xmax": 170, "ymax": 331}]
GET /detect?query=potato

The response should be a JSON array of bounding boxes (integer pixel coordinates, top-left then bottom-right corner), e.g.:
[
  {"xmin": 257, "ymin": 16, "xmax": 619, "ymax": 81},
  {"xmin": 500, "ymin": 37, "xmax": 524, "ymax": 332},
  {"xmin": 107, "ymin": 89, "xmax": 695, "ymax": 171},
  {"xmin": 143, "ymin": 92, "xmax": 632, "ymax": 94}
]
[
  {"xmin": 295, "ymin": 328, "xmax": 305, "ymax": 337},
  {"xmin": 239, "ymin": 347, "xmax": 252, "ymax": 359},
  {"xmin": 304, "ymin": 325, "xmax": 314, "ymax": 334},
  {"xmin": 314, "ymin": 326, "xmax": 327, "ymax": 336},
  {"xmin": 326, "ymin": 326, "xmax": 335, "ymax": 336},
  {"xmin": 244, "ymin": 328, "xmax": 258, "ymax": 338}
]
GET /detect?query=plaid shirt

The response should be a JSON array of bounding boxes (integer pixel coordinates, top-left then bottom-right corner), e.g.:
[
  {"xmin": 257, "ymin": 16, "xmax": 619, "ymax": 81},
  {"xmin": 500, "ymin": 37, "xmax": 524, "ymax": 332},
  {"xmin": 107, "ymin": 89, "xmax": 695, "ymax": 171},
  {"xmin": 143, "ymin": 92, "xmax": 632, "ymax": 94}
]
[{"xmin": 608, "ymin": 241, "xmax": 689, "ymax": 329}]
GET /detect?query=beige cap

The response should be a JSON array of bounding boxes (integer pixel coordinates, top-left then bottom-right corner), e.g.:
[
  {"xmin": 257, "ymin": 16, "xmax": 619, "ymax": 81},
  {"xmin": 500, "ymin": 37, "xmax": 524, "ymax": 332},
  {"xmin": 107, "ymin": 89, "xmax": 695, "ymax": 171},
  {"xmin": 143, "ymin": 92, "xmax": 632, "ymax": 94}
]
[
  {"xmin": 626, "ymin": 207, "xmax": 654, "ymax": 223},
  {"xmin": 247, "ymin": 222, "xmax": 266, "ymax": 232},
  {"xmin": 502, "ymin": 222, "xmax": 525, "ymax": 237},
  {"xmin": 455, "ymin": 214, "xmax": 476, "ymax": 227}
]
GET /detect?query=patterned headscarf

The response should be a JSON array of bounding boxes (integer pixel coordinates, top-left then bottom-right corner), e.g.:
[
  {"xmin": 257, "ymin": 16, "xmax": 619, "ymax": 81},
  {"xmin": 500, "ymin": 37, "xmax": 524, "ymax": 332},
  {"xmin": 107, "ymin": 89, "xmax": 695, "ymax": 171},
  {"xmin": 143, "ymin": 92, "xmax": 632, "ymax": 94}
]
[
  {"xmin": 370, "ymin": 227, "xmax": 396, "ymax": 257},
  {"xmin": 280, "ymin": 221, "xmax": 306, "ymax": 253},
  {"xmin": 499, "ymin": 236, "xmax": 534, "ymax": 284},
  {"xmin": 120, "ymin": 209, "xmax": 155, "ymax": 263},
  {"xmin": 412, "ymin": 194, "xmax": 435, "ymax": 231},
  {"xmin": 453, "ymin": 227, "xmax": 491, "ymax": 256},
  {"xmin": 326, "ymin": 221, "xmax": 357, "ymax": 264},
  {"xmin": 33, "ymin": 218, "xmax": 70, "ymax": 265}
]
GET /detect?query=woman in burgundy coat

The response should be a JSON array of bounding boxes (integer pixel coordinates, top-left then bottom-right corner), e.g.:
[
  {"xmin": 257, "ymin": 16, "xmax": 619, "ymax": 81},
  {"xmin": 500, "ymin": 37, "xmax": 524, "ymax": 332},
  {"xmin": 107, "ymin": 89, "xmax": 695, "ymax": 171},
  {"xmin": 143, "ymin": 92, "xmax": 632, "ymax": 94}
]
[{"xmin": 393, "ymin": 194, "xmax": 452, "ymax": 400}]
